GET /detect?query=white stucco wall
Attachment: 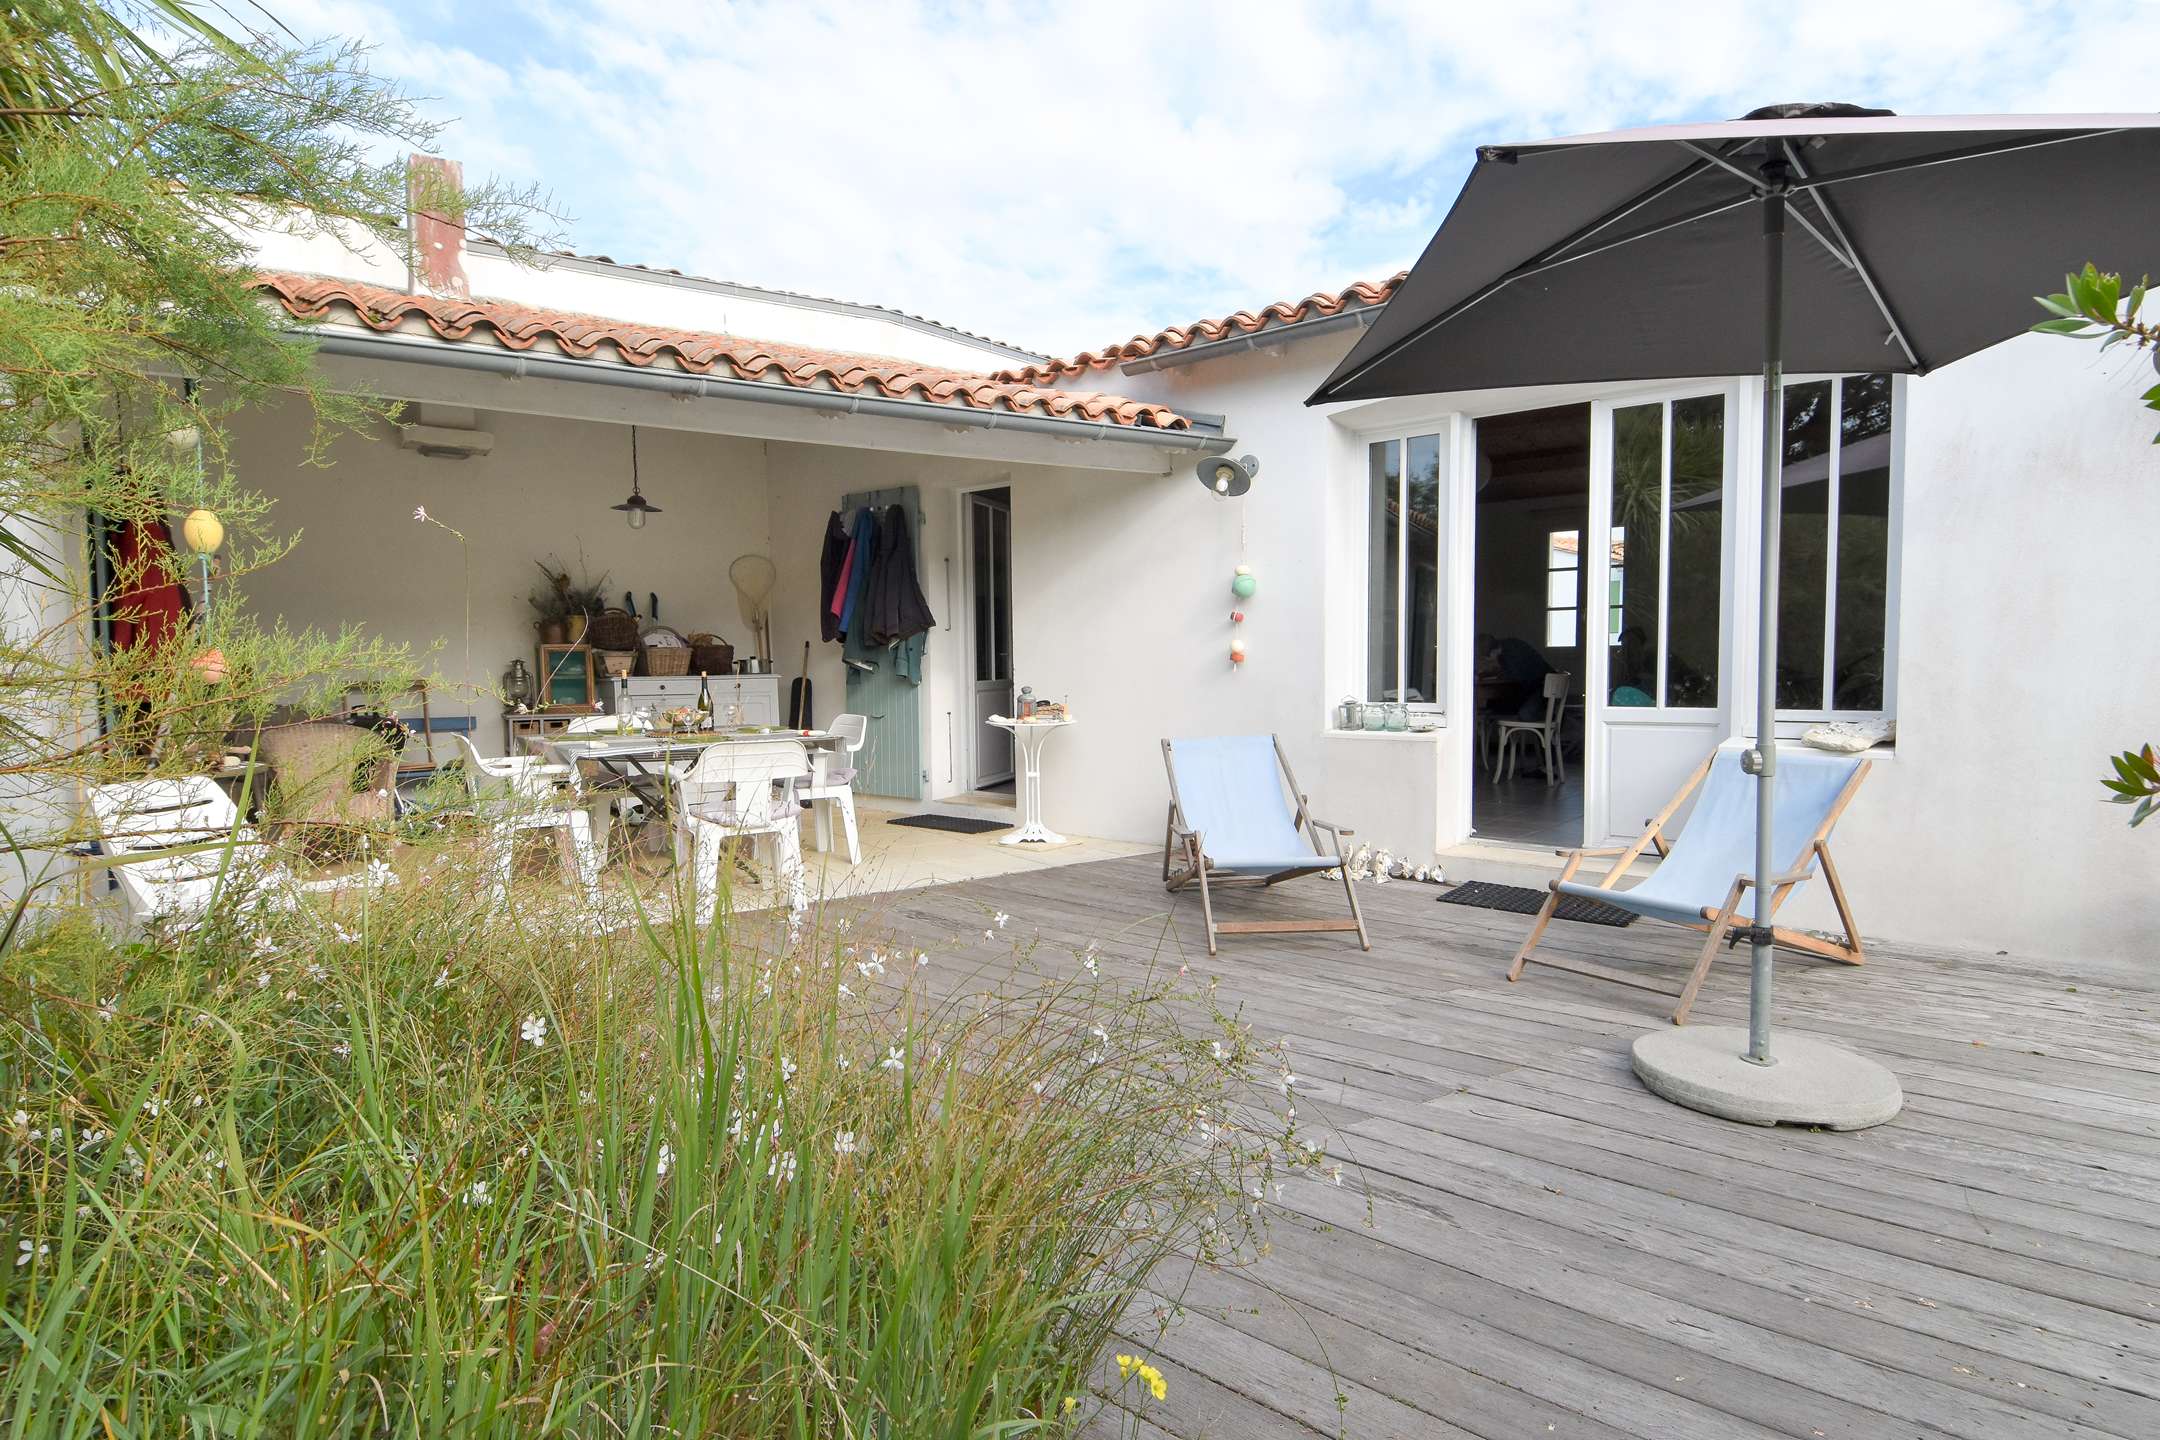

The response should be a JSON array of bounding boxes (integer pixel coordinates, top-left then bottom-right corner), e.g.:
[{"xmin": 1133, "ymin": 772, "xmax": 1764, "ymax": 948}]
[
  {"xmin": 1812, "ymin": 334, "xmax": 2160, "ymax": 970},
  {"xmin": 228, "ymin": 395, "xmax": 774, "ymax": 751}
]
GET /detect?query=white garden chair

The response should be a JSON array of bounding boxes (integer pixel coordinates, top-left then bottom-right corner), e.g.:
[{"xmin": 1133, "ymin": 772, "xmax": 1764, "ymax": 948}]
[
  {"xmin": 451, "ymin": 735, "xmax": 601, "ymax": 904},
  {"xmin": 796, "ymin": 712, "xmax": 866, "ymax": 863},
  {"xmin": 672, "ymin": 737, "xmax": 809, "ymax": 923}
]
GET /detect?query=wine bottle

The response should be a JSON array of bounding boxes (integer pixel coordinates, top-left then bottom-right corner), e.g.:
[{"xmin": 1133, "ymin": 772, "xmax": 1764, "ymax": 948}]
[{"xmin": 696, "ymin": 671, "xmax": 714, "ymax": 730}]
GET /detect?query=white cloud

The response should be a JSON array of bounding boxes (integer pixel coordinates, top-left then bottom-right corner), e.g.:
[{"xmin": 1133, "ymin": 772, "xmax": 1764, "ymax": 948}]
[{"xmin": 275, "ymin": 0, "xmax": 2160, "ymax": 355}]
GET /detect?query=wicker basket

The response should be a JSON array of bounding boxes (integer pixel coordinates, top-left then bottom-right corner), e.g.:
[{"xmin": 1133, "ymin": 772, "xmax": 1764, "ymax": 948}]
[
  {"xmin": 585, "ymin": 608, "xmax": 641, "ymax": 652},
  {"xmin": 688, "ymin": 633, "xmax": 734, "ymax": 675},
  {"xmin": 641, "ymin": 643, "xmax": 691, "ymax": 676}
]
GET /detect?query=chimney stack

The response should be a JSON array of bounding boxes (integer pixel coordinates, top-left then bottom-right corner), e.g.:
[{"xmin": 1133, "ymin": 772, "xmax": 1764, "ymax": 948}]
[{"xmin": 406, "ymin": 153, "xmax": 469, "ymax": 297}]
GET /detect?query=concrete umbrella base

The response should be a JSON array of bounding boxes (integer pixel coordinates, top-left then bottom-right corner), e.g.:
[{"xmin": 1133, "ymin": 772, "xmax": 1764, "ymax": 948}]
[{"xmin": 1631, "ymin": 1026, "xmax": 1903, "ymax": 1131}]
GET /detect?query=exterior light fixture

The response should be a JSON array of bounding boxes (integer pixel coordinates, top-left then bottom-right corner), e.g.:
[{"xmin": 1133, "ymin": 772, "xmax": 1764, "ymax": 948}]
[
  {"xmin": 1197, "ymin": 453, "xmax": 1258, "ymax": 497},
  {"xmin": 611, "ymin": 425, "xmax": 662, "ymax": 529}
]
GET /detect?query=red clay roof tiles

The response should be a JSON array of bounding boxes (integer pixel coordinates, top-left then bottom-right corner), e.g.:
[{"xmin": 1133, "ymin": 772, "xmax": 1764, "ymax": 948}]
[
  {"xmin": 255, "ymin": 272, "xmax": 1193, "ymax": 432},
  {"xmin": 991, "ymin": 272, "xmax": 1406, "ymax": 385}
]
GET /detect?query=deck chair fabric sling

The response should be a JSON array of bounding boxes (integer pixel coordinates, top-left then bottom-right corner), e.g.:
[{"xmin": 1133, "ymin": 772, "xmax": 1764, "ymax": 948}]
[
  {"xmin": 1162, "ymin": 734, "xmax": 1369, "ymax": 956},
  {"xmin": 1506, "ymin": 747, "xmax": 1870, "ymax": 1023}
]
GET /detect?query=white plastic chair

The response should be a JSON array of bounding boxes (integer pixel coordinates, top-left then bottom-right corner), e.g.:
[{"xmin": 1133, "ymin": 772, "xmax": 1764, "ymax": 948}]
[
  {"xmin": 562, "ymin": 712, "xmax": 645, "ymax": 735},
  {"xmin": 451, "ymin": 734, "xmax": 600, "ymax": 904},
  {"xmin": 672, "ymin": 738, "xmax": 809, "ymax": 923},
  {"xmin": 1494, "ymin": 670, "xmax": 1573, "ymax": 785},
  {"xmin": 797, "ymin": 713, "xmax": 866, "ymax": 863}
]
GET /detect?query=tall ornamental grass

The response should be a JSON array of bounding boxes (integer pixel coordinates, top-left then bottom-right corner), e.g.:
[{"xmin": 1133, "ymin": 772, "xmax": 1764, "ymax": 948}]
[{"xmin": 0, "ymin": 834, "xmax": 1317, "ymax": 1436}]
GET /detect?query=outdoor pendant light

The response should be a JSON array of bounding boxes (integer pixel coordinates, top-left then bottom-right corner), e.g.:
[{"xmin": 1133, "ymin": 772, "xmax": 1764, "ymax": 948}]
[{"xmin": 611, "ymin": 425, "xmax": 662, "ymax": 529}]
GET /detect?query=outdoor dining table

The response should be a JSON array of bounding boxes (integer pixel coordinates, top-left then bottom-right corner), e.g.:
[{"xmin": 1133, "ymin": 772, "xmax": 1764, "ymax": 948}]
[{"xmin": 526, "ymin": 727, "xmax": 847, "ymax": 846}]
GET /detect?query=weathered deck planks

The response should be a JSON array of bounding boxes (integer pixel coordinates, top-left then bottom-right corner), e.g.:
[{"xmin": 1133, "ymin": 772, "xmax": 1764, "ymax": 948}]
[{"xmin": 844, "ymin": 854, "xmax": 2160, "ymax": 1438}]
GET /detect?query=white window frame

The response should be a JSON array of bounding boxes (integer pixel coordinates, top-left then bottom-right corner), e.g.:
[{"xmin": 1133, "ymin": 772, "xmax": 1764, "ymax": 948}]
[
  {"xmin": 1772, "ymin": 372, "xmax": 1903, "ymax": 727},
  {"xmin": 1357, "ymin": 420, "xmax": 1452, "ymax": 714},
  {"xmin": 1544, "ymin": 527, "xmax": 1580, "ymax": 648}
]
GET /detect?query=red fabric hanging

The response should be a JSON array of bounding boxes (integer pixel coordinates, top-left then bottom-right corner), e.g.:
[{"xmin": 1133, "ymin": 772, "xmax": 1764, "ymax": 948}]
[{"xmin": 107, "ymin": 517, "xmax": 191, "ymax": 651}]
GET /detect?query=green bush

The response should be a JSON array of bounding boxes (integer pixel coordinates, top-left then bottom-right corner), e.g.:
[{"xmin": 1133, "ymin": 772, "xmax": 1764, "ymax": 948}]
[{"xmin": 0, "ymin": 845, "xmax": 1316, "ymax": 1436}]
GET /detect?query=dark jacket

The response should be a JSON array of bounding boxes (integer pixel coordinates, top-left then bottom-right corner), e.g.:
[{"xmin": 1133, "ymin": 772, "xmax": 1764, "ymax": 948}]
[
  {"xmin": 863, "ymin": 503, "xmax": 935, "ymax": 646},
  {"xmin": 818, "ymin": 511, "xmax": 849, "ymax": 643}
]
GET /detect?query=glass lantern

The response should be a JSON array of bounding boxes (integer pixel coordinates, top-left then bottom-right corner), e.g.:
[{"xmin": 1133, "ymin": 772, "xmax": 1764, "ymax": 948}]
[{"xmin": 503, "ymin": 657, "xmax": 536, "ymax": 709}]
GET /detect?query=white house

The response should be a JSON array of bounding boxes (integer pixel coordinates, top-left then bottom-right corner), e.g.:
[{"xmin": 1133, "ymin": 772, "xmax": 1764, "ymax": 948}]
[{"xmin": 214, "ymin": 157, "xmax": 2158, "ymax": 971}]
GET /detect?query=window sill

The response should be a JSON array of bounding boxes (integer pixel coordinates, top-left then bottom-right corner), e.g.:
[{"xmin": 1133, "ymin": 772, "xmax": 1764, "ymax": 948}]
[{"xmin": 1326, "ymin": 726, "xmax": 1445, "ymax": 742}]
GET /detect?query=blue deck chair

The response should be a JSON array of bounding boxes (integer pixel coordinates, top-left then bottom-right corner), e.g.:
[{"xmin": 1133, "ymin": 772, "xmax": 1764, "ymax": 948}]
[
  {"xmin": 1162, "ymin": 735, "xmax": 1369, "ymax": 956},
  {"xmin": 1505, "ymin": 746, "xmax": 1871, "ymax": 1023}
]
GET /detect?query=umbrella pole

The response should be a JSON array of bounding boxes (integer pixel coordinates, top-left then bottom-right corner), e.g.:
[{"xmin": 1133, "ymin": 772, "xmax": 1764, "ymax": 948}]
[{"xmin": 1747, "ymin": 172, "xmax": 1789, "ymax": 1066}]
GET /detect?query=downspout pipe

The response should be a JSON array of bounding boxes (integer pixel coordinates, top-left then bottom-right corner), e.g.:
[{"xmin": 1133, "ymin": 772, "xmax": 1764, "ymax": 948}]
[{"xmin": 304, "ymin": 329, "xmax": 1236, "ymax": 456}]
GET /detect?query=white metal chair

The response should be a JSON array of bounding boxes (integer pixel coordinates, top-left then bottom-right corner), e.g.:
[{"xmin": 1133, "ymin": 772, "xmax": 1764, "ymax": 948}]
[
  {"xmin": 451, "ymin": 735, "xmax": 601, "ymax": 904},
  {"xmin": 672, "ymin": 738, "xmax": 809, "ymax": 923},
  {"xmin": 797, "ymin": 713, "xmax": 866, "ymax": 863},
  {"xmin": 1494, "ymin": 670, "xmax": 1573, "ymax": 785}
]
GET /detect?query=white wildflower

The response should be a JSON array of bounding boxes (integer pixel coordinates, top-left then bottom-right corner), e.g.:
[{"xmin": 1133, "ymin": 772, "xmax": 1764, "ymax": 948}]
[
  {"xmin": 832, "ymin": 1130, "xmax": 858, "ymax": 1157},
  {"xmin": 768, "ymin": 1149, "xmax": 796, "ymax": 1185},
  {"xmin": 519, "ymin": 1014, "xmax": 548, "ymax": 1048},
  {"xmin": 412, "ymin": 505, "xmax": 429, "ymax": 522},
  {"xmin": 779, "ymin": 1056, "xmax": 797, "ymax": 1084},
  {"xmin": 880, "ymin": 1046, "xmax": 905, "ymax": 1073},
  {"xmin": 462, "ymin": 1179, "xmax": 492, "ymax": 1207},
  {"xmin": 97, "ymin": 996, "xmax": 118, "ymax": 1023},
  {"xmin": 915, "ymin": 951, "xmax": 929, "ymax": 968},
  {"xmin": 994, "ymin": 911, "xmax": 1008, "ymax": 929},
  {"xmin": 655, "ymin": 1142, "xmax": 673, "ymax": 1178},
  {"xmin": 15, "ymin": 1239, "xmax": 47, "ymax": 1268}
]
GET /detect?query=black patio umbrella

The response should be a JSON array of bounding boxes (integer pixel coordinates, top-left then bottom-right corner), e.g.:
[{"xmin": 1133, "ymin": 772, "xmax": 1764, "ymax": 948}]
[{"xmin": 1313, "ymin": 107, "xmax": 2160, "ymax": 1085}]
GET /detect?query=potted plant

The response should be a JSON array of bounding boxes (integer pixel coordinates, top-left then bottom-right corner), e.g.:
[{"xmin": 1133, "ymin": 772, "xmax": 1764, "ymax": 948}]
[{"xmin": 529, "ymin": 554, "xmax": 609, "ymax": 644}]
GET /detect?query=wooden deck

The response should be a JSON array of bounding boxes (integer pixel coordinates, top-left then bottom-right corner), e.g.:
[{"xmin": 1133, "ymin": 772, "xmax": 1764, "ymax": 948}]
[{"xmin": 861, "ymin": 854, "xmax": 2160, "ymax": 1440}]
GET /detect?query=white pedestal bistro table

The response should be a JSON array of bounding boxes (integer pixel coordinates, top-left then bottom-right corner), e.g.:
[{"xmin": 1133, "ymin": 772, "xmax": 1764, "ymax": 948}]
[{"xmin": 987, "ymin": 715, "xmax": 1072, "ymax": 845}]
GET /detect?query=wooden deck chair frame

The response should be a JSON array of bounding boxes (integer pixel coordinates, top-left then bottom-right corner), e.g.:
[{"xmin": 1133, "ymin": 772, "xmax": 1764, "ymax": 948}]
[
  {"xmin": 1505, "ymin": 753, "xmax": 1871, "ymax": 1023},
  {"xmin": 1161, "ymin": 735, "xmax": 1370, "ymax": 956}
]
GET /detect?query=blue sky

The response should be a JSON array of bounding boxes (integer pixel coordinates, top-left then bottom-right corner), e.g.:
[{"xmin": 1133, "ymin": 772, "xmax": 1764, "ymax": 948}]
[{"xmin": 265, "ymin": 0, "xmax": 2157, "ymax": 357}]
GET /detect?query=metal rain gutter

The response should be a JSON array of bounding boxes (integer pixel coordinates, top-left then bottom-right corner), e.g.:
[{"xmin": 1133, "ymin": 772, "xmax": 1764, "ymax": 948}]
[
  {"xmin": 305, "ymin": 329, "xmax": 1235, "ymax": 455},
  {"xmin": 1118, "ymin": 304, "xmax": 1383, "ymax": 376}
]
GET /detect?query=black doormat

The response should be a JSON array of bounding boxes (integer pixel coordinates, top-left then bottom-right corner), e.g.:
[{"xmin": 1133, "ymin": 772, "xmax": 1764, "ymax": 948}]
[
  {"xmin": 1437, "ymin": 880, "xmax": 1636, "ymax": 928},
  {"xmin": 888, "ymin": 813, "xmax": 1012, "ymax": 835}
]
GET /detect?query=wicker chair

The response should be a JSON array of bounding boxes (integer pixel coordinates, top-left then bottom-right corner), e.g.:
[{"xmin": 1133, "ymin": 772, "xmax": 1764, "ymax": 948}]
[{"xmin": 257, "ymin": 720, "xmax": 397, "ymax": 862}]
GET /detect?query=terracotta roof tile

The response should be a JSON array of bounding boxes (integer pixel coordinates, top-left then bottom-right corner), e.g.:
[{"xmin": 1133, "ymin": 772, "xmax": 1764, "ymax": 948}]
[
  {"xmin": 255, "ymin": 272, "xmax": 1191, "ymax": 432},
  {"xmin": 993, "ymin": 272, "xmax": 1406, "ymax": 384}
]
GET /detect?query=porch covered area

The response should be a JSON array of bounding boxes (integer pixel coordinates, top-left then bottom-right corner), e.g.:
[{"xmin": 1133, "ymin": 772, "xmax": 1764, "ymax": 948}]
[
  {"xmin": 863, "ymin": 855, "xmax": 2160, "ymax": 1439},
  {"xmin": 213, "ymin": 275, "xmax": 1219, "ymax": 903}
]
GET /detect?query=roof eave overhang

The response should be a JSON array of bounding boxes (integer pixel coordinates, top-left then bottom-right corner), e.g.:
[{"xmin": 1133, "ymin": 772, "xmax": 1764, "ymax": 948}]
[
  {"xmin": 1118, "ymin": 303, "xmax": 1385, "ymax": 376},
  {"xmin": 297, "ymin": 325, "xmax": 1232, "ymax": 455}
]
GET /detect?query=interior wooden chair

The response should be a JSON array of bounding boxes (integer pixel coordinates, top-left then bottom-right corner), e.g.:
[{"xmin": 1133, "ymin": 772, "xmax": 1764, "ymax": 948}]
[
  {"xmin": 1494, "ymin": 670, "xmax": 1573, "ymax": 784},
  {"xmin": 1505, "ymin": 746, "xmax": 1872, "ymax": 1022}
]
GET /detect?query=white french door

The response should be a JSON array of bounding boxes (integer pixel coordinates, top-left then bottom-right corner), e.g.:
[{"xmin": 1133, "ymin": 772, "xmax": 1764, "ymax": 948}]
[{"xmin": 1584, "ymin": 384, "xmax": 1740, "ymax": 844}]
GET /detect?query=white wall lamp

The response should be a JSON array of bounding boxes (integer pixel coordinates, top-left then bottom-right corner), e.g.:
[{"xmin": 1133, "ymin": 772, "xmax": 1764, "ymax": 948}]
[
  {"xmin": 610, "ymin": 424, "xmax": 663, "ymax": 530},
  {"xmin": 1197, "ymin": 453, "xmax": 1258, "ymax": 497}
]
